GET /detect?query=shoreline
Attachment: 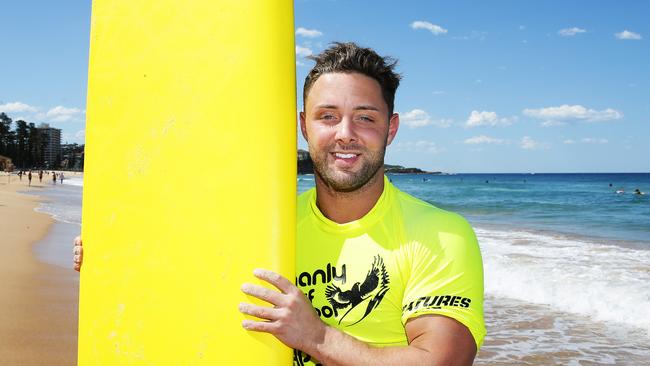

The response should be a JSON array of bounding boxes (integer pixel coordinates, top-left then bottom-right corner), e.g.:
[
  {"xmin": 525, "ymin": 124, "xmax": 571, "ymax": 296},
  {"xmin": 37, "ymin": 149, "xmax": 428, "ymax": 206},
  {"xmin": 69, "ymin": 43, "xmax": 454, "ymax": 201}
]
[{"xmin": 0, "ymin": 173, "xmax": 78, "ymax": 365}]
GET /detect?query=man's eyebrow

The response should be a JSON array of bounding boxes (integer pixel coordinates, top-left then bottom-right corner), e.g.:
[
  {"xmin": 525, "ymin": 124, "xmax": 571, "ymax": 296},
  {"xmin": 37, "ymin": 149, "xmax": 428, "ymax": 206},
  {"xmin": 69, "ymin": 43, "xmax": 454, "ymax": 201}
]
[
  {"xmin": 314, "ymin": 104, "xmax": 338, "ymax": 109},
  {"xmin": 353, "ymin": 105, "xmax": 380, "ymax": 112},
  {"xmin": 313, "ymin": 104, "xmax": 380, "ymax": 112}
]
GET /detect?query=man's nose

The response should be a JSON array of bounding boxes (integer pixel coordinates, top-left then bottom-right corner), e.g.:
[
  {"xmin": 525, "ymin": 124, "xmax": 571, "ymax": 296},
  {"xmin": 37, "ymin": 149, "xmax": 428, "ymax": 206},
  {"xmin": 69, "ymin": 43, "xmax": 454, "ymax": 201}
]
[{"xmin": 335, "ymin": 117, "xmax": 357, "ymax": 144}]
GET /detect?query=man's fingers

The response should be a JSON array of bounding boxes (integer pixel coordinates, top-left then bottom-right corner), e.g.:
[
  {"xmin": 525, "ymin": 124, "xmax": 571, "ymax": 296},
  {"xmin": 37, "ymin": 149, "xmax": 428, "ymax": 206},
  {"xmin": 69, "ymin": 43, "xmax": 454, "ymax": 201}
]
[
  {"xmin": 238, "ymin": 302, "xmax": 282, "ymax": 321},
  {"xmin": 252, "ymin": 269, "xmax": 294, "ymax": 294},
  {"xmin": 241, "ymin": 283, "xmax": 284, "ymax": 306},
  {"xmin": 73, "ymin": 245, "xmax": 83, "ymax": 256},
  {"xmin": 242, "ymin": 319, "xmax": 278, "ymax": 333},
  {"xmin": 73, "ymin": 236, "xmax": 83, "ymax": 271}
]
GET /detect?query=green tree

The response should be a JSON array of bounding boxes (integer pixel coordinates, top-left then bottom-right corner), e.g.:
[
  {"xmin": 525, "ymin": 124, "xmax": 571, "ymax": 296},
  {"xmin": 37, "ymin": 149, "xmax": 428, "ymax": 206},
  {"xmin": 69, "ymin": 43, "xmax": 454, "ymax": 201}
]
[
  {"xmin": 15, "ymin": 120, "xmax": 29, "ymax": 168},
  {"xmin": 0, "ymin": 112, "xmax": 13, "ymax": 156},
  {"xmin": 28, "ymin": 123, "xmax": 44, "ymax": 167}
]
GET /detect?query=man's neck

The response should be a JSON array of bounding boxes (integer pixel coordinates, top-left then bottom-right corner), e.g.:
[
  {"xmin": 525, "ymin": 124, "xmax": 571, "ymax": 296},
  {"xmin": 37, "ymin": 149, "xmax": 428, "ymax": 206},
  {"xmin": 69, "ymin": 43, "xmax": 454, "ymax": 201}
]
[{"xmin": 314, "ymin": 170, "xmax": 385, "ymax": 224}]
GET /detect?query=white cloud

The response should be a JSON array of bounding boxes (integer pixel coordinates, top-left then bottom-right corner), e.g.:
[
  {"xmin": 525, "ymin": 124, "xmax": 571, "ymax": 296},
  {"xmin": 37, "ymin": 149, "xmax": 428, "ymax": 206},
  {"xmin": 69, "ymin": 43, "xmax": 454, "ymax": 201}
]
[
  {"xmin": 296, "ymin": 45, "xmax": 313, "ymax": 58},
  {"xmin": 296, "ymin": 27, "xmax": 323, "ymax": 38},
  {"xmin": 75, "ymin": 129, "xmax": 86, "ymax": 140},
  {"xmin": 581, "ymin": 137, "xmax": 608, "ymax": 144},
  {"xmin": 541, "ymin": 120, "xmax": 566, "ymax": 127},
  {"xmin": 558, "ymin": 27, "xmax": 586, "ymax": 36},
  {"xmin": 410, "ymin": 21, "xmax": 447, "ymax": 35},
  {"xmin": 394, "ymin": 140, "xmax": 442, "ymax": 154},
  {"xmin": 523, "ymin": 104, "xmax": 623, "ymax": 126},
  {"xmin": 432, "ymin": 118, "xmax": 453, "ymax": 128},
  {"xmin": 519, "ymin": 25, "xmax": 526, "ymax": 31},
  {"xmin": 564, "ymin": 137, "xmax": 608, "ymax": 144},
  {"xmin": 0, "ymin": 102, "xmax": 38, "ymax": 114},
  {"xmin": 615, "ymin": 30, "xmax": 642, "ymax": 40},
  {"xmin": 465, "ymin": 110, "xmax": 515, "ymax": 128},
  {"xmin": 464, "ymin": 135, "xmax": 505, "ymax": 145},
  {"xmin": 400, "ymin": 109, "xmax": 452, "ymax": 128},
  {"xmin": 520, "ymin": 136, "xmax": 543, "ymax": 150},
  {"xmin": 44, "ymin": 106, "xmax": 83, "ymax": 122}
]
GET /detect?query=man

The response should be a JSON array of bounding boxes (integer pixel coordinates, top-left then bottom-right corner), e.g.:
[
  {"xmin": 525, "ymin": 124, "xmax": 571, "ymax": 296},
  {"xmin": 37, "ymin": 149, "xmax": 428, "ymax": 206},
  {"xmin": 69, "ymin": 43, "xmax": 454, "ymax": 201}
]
[{"xmin": 75, "ymin": 42, "xmax": 485, "ymax": 365}]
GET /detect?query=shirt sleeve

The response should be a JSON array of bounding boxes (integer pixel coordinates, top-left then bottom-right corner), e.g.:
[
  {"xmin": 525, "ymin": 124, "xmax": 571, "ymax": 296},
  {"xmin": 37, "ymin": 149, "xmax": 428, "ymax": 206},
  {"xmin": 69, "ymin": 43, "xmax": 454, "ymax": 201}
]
[{"xmin": 400, "ymin": 213, "xmax": 486, "ymax": 349}]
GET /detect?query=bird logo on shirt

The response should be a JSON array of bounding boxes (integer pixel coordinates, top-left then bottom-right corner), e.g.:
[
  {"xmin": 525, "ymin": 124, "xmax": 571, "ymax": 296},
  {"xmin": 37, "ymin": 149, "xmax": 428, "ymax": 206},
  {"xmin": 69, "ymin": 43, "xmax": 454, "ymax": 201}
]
[{"xmin": 325, "ymin": 255, "xmax": 390, "ymax": 326}]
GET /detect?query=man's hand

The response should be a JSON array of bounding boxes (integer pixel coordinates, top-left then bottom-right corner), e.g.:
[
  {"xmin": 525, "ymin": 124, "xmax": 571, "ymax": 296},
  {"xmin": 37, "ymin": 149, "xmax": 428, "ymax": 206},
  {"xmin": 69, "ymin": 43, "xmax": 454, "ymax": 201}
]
[
  {"xmin": 73, "ymin": 236, "xmax": 83, "ymax": 272},
  {"xmin": 238, "ymin": 269, "xmax": 326, "ymax": 354}
]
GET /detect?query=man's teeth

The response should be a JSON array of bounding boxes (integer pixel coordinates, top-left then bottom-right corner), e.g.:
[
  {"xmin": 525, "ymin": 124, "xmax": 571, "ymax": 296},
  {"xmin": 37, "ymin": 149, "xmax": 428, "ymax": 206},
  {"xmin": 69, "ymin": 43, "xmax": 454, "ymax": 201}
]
[{"xmin": 335, "ymin": 153, "xmax": 357, "ymax": 159}]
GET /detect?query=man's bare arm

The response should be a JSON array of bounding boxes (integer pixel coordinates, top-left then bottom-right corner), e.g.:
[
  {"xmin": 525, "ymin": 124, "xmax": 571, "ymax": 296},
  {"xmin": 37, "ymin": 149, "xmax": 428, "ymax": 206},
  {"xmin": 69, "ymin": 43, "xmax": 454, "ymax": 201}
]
[
  {"xmin": 307, "ymin": 314, "xmax": 476, "ymax": 366},
  {"xmin": 239, "ymin": 269, "xmax": 477, "ymax": 366}
]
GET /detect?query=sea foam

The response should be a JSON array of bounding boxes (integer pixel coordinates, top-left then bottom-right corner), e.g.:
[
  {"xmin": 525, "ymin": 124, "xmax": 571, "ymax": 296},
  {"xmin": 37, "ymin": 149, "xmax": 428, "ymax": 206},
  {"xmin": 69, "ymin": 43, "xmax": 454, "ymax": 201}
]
[{"xmin": 477, "ymin": 226, "xmax": 650, "ymax": 335}]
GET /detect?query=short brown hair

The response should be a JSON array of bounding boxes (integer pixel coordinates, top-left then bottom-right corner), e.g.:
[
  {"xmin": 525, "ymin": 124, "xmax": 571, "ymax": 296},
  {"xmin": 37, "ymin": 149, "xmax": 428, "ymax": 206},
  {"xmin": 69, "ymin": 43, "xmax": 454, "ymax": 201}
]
[{"xmin": 303, "ymin": 42, "xmax": 401, "ymax": 115}]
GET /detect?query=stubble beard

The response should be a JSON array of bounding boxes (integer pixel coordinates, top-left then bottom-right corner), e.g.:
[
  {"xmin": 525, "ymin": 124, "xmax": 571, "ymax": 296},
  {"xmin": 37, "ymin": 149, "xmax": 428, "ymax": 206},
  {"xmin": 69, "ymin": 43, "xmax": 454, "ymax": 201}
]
[{"xmin": 310, "ymin": 144, "xmax": 386, "ymax": 193}]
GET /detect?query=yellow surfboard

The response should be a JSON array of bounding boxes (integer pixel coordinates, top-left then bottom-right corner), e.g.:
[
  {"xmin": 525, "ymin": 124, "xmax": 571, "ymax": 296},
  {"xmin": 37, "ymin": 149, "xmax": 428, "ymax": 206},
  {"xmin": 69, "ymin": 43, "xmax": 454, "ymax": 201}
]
[{"xmin": 79, "ymin": 1, "xmax": 296, "ymax": 364}]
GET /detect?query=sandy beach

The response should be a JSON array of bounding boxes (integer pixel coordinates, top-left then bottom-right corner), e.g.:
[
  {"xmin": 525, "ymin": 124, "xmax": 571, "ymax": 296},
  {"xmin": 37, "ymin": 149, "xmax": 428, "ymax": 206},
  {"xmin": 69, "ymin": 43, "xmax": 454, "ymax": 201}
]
[{"xmin": 0, "ymin": 172, "xmax": 78, "ymax": 365}]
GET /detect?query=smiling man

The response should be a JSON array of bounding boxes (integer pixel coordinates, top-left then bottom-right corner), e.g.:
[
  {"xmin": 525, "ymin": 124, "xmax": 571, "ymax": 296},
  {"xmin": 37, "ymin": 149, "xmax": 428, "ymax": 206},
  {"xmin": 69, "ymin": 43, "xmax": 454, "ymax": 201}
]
[
  {"xmin": 238, "ymin": 42, "xmax": 486, "ymax": 366},
  {"xmin": 74, "ymin": 42, "xmax": 485, "ymax": 366}
]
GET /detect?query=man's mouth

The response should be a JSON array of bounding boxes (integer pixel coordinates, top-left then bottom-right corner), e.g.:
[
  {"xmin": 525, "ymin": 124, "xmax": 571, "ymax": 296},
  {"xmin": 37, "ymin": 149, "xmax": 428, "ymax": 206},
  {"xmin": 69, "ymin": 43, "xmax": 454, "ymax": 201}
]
[
  {"xmin": 334, "ymin": 153, "xmax": 358, "ymax": 159},
  {"xmin": 331, "ymin": 152, "xmax": 360, "ymax": 165}
]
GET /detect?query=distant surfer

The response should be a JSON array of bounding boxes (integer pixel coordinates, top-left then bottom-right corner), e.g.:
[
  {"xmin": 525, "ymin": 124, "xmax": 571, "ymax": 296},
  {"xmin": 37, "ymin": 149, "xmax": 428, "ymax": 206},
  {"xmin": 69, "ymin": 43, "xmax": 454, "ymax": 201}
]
[
  {"xmin": 616, "ymin": 189, "xmax": 625, "ymax": 194},
  {"xmin": 634, "ymin": 189, "xmax": 645, "ymax": 195}
]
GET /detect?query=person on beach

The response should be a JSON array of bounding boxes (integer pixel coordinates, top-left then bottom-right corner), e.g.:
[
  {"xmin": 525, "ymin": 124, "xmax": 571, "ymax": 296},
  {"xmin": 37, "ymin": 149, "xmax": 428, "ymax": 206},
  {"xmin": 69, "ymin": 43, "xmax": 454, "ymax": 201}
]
[
  {"xmin": 60, "ymin": 172, "xmax": 65, "ymax": 184},
  {"xmin": 18, "ymin": 170, "xmax": 23, "ymax": 181},
  {"xmin": 39, "ymin": 170, "xmax": 43, "ymax": 182},
  {"xmin": 27, "ymin": 171, "xmax": 32, "ymax": 186},
  {"xmin": 52, "ymin": 171, "xmax": 57, "ymax": 185},
  {"xmin": 73, "ymin": 42, "xmax": 485, "ymax": 366}
]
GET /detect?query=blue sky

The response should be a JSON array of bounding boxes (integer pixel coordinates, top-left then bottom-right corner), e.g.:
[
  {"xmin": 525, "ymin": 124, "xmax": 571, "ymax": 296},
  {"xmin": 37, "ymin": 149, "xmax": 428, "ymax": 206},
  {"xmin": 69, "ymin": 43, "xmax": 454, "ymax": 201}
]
[{"xmin": 1, "ymin": 1, "xmax": 648, "ymax": 173}]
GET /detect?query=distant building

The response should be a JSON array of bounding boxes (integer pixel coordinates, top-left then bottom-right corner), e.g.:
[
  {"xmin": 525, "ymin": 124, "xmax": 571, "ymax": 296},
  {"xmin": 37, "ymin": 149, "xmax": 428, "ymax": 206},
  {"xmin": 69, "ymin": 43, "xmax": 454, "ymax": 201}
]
[{"xmin": 37, "ymin": 123, "xmax": 61, "ymax": 168}]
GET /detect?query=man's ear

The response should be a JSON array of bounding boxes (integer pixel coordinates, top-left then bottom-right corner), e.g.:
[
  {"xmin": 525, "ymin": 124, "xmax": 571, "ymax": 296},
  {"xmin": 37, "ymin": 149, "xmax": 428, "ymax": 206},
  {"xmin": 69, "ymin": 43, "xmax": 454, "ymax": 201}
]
[
  {"xmin": 386, "ymin": 113, "xmax": 399, "ymax": 146},
  {"xmin": 299, "ymin": 111, "xmax": 308, "ymax": 142}
]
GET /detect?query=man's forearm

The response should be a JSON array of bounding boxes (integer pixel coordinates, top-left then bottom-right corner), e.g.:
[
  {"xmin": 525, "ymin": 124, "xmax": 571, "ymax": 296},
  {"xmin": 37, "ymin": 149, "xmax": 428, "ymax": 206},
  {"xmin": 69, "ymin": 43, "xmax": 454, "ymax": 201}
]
[{"xmin": 307, "ymin": 325, "xmax": 435, "ymax": 366}]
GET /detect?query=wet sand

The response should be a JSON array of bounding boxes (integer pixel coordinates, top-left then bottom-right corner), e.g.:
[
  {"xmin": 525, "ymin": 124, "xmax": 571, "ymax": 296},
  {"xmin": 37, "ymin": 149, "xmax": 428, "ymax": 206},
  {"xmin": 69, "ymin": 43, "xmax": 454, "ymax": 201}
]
[
  {"xmin": 476, "ymin": 296, "xmax": 650, "ymax": 365},
  {"xmin": 0, "ymin": 173, "xmax": 78, "ymax": 365}
]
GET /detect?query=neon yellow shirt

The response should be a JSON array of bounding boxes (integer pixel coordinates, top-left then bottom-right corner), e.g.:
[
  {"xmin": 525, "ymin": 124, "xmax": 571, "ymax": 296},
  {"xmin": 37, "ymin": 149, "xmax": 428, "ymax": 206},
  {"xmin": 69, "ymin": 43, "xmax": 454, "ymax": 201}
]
[{"xmin": 294, "ymin": 176, "xmax": 486, "ymax": 365}]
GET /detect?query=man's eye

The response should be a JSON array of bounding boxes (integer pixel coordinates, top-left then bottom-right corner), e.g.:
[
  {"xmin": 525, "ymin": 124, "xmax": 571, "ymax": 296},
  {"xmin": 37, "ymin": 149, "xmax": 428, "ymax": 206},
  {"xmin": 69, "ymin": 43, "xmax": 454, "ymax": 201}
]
[
  {"xmin": 321, "ymin": 114, "xmax": 336, "ymax": 120},
  {"xmin": 357, "ymin": 115, "xmax": 374, "ymax": 122}
]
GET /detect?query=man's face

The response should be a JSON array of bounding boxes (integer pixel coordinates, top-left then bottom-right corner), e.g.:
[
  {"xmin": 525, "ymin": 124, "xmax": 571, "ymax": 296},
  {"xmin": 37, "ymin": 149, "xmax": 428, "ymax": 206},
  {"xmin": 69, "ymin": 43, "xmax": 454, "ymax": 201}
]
[{"xmin": 300, "ymin": 72, "xmax": 399, "ymax": 192}]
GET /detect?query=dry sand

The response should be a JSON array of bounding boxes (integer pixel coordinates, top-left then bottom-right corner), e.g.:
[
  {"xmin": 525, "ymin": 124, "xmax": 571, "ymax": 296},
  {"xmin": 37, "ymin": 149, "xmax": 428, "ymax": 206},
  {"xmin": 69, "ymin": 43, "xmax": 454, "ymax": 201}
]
[{"xmin": 0, "ymin": 172, "xmax": 78, "ymax": 365}]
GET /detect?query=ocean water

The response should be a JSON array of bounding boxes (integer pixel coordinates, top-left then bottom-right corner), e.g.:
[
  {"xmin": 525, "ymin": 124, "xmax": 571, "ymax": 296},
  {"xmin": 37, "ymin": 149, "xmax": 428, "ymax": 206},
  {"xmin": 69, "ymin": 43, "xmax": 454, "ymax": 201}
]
[
  {"xmin": 32, "ymin": 176, "xmax": 83, "ymax": 269},
  {"xmin": 34, "ymin": 173, "xmax": 650, "ymax": 364}
]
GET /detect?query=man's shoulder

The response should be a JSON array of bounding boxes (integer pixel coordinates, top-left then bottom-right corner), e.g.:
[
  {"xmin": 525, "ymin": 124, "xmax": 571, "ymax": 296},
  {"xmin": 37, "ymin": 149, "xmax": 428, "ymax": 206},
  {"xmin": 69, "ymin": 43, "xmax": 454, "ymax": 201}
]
[{"xmin": 391, "ymin": 185, "xmax": 472, "ymax": 233}]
